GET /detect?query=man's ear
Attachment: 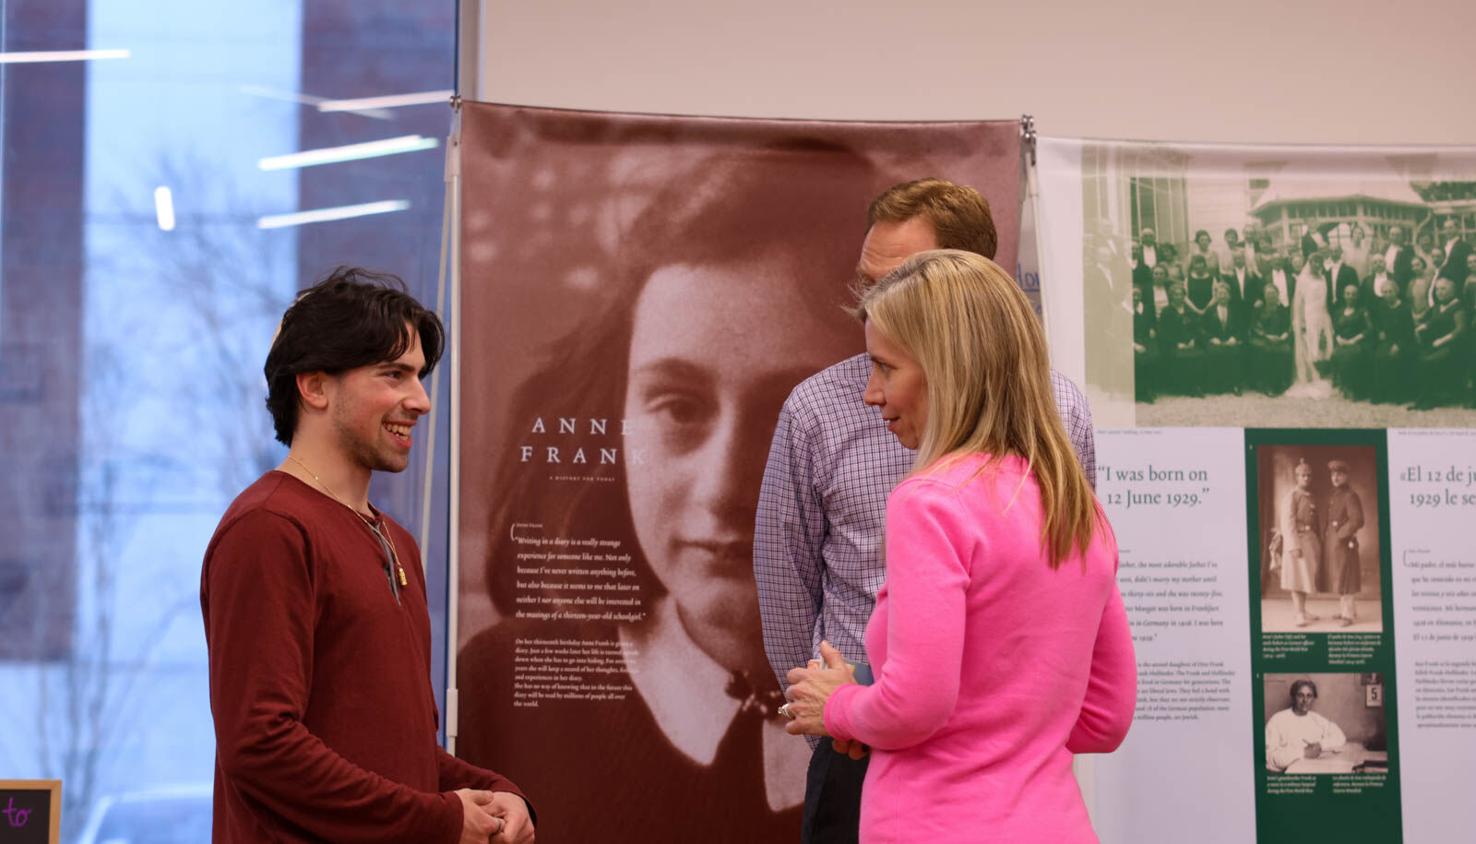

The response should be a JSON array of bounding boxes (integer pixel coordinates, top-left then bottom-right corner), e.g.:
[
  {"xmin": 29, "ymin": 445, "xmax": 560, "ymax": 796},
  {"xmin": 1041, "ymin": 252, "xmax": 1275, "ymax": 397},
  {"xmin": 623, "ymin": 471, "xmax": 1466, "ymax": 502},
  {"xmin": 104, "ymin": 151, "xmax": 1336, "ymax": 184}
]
[{"xmin": 296, "ymin": 371, "xmax": 331, "ymax": 412}]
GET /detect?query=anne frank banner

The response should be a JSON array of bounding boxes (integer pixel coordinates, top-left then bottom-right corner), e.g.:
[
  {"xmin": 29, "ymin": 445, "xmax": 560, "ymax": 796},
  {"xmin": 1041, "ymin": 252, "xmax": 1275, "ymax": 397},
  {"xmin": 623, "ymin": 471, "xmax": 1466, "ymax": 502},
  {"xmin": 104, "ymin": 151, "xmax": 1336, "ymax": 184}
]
[
  {"xmin": 1036, "ymin": 138, "xmax": 1476, "ymax": 844},
  {"xmin": 453, "ymin": 101, "xmax": 1022, "ymax": 842}
]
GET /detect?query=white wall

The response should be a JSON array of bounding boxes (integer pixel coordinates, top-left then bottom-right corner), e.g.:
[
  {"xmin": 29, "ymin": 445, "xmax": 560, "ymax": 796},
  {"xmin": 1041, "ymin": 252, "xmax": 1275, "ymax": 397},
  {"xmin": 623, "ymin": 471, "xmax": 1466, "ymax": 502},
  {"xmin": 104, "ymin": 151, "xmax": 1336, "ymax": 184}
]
[{"xmin": 471, "ymin": 0, "xmax": 1474, "ymax": 144}]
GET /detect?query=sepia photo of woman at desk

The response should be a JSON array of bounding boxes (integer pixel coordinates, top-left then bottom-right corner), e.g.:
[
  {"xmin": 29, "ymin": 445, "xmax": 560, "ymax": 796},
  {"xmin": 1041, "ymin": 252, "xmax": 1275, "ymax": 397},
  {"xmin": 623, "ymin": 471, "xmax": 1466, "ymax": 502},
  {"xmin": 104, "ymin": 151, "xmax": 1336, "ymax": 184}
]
[
  {"xmin": 1266, "ymin": 679, "xmax": 1346, "ymax": 772},
  {"xmin": 1264, "ymin": 674, "xmax": 1389, "ymax": 775}
]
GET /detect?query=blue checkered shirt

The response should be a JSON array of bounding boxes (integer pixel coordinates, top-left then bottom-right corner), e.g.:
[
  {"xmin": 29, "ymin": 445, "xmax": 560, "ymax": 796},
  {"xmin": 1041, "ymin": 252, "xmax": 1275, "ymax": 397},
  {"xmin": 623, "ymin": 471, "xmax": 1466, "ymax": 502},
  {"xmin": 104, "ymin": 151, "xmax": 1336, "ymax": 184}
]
[{"xmin": 754, "ymin": 353, "xmax": 1096, "ymax": 692}]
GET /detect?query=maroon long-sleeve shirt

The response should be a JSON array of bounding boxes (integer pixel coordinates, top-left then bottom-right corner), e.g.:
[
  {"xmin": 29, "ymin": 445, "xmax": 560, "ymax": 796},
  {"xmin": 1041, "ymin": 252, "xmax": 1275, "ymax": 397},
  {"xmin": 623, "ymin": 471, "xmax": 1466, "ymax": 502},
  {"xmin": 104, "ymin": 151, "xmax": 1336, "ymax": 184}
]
[{"xmin": 202, "ymin": 471, "xmax": 527, "ymax": 842}]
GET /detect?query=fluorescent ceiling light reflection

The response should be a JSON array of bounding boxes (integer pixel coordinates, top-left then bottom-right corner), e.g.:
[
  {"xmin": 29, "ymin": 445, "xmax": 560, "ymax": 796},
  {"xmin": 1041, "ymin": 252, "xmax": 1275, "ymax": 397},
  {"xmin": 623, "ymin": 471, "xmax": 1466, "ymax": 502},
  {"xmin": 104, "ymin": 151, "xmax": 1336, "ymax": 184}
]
[
  {"xmin": 154, "ymin": 186, "xmax": 176, "ymax": 232},
  {"xmin": 0, "ymin": 49, "xmax": 130, "ymax": 63},
  {"xmin": 257, "ymin": 135, "xmax": 439, "ymax": 171},
  {"xmin": 317, "ymin": 90, "xmax": 453, "ymax": 112},
  {"xmin": 238, "ymin": 85, "xmax": 392, "ymax": 120},
  {"xmin": 257, "ymin": 200, "xmax": 410, "ymax": 230}
]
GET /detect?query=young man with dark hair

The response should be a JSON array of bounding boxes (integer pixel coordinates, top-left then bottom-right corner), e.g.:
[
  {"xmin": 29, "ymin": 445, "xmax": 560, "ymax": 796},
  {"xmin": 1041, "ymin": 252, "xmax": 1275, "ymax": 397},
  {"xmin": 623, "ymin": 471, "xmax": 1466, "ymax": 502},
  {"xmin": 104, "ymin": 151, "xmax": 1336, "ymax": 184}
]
[
  {"xmin": 754, "ymin": 179, "xmax": 1096, "ymax": 843},
  {"xmin": 202, "ymin": 267, "xmax": 534, "ymax": 843}
]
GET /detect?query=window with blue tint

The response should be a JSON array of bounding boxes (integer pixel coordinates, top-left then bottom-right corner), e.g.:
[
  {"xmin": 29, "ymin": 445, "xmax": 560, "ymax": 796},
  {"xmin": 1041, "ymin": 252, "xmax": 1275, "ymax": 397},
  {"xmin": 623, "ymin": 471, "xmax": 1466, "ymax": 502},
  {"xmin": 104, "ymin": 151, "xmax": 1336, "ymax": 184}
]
[{"xmin": 0, "ymin": 2, "xmax": 455, "ymax": 839}]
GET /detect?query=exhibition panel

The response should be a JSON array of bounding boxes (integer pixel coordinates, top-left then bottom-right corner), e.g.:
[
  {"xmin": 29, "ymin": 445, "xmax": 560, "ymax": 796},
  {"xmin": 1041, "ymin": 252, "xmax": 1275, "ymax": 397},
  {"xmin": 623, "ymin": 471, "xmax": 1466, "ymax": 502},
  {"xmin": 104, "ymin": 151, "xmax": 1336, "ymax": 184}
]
[{"xmin": 1037, "ymin": 137, "xmax": 1476, "ymax": 843}]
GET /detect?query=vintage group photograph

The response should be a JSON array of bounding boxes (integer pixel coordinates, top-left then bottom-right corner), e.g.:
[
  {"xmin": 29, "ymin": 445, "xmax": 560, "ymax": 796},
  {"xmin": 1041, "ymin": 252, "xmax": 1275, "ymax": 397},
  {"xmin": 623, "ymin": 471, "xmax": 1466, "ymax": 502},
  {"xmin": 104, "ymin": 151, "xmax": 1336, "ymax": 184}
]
[{"xmin": 1080, "ymin": 143, "xmax": 1476, "ymax": 428}]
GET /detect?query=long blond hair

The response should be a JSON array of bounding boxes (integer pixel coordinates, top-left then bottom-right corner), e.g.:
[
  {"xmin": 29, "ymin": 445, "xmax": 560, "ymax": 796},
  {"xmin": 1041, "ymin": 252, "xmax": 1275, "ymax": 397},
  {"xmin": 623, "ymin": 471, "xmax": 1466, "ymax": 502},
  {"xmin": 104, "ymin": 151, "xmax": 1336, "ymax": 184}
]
[{"xmin": 856, "ymin": 249, "xmax": 1097, "ymax": 568}]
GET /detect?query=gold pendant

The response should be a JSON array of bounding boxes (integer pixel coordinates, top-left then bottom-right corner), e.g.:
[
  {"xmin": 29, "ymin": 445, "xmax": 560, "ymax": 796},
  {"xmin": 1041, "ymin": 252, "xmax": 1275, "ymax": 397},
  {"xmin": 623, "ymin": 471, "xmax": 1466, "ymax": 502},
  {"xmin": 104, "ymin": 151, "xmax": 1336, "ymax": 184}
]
[{"xmin": 398, "ymin": 566, "xmax": 408, "ymax": 587}]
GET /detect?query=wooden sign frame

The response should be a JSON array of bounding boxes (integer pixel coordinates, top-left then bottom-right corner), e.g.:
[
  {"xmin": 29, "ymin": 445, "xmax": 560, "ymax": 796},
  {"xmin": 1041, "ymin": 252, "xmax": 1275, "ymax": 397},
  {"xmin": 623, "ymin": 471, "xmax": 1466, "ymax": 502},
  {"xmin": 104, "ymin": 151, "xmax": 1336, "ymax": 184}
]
[{"xmin": 0, "ymin": 779, "xmax": 61, "ymax": 844}]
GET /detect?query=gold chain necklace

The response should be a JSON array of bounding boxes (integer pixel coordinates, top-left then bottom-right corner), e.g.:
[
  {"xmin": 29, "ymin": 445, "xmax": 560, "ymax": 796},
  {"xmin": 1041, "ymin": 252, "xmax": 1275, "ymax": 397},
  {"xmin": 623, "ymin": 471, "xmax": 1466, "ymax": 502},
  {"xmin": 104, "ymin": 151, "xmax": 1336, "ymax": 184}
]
[{"xmin": 286, "ymin": 455, "xmax": 408, "ymax": 587}]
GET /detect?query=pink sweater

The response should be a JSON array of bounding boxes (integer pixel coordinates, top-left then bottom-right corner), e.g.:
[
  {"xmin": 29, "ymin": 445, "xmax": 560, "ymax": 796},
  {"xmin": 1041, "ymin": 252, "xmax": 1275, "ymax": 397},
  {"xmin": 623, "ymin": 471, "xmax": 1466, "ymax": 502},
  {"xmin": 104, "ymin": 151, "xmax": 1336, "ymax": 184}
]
[{"xmin": 823, "ymin": 453, "xmax": 1135, "ymax": 843}]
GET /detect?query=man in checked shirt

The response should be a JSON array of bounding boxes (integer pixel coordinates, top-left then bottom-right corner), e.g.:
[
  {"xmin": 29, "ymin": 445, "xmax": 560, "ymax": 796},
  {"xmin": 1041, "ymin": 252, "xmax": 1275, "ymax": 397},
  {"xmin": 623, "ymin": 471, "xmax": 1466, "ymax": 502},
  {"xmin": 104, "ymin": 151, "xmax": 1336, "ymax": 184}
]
[{"xmin": 754, "ymin": 177, "xmax": 1097, "ymax": 844}]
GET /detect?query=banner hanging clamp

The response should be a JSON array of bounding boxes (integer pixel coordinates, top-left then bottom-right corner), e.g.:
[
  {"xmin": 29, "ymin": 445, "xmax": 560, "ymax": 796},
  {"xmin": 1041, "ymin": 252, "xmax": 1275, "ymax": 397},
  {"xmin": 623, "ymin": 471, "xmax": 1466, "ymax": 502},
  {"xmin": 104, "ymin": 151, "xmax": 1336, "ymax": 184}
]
[{"xmin": 1021, "ymin": 114, "xmax": 1037, "ymax": 167}]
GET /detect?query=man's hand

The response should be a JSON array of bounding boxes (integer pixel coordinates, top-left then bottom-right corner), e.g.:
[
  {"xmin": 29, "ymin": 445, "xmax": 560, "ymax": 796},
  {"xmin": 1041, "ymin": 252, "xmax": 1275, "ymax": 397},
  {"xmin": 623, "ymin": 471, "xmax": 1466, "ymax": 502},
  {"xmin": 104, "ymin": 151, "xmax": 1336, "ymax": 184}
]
[
  {"xmin": 456, "ymin": 790, "xmax": 505, "ymax": 844},
  {"xmin": 831, "ymin": 738, "xmax": 870, "ymax": 760},
  {"xmin": 1304, "ymin": 742, "xmax": 1323, "ymax": 759},
  {"xmin": 487, "ymin": 791, "xmax": 535, "ymax": 843}
]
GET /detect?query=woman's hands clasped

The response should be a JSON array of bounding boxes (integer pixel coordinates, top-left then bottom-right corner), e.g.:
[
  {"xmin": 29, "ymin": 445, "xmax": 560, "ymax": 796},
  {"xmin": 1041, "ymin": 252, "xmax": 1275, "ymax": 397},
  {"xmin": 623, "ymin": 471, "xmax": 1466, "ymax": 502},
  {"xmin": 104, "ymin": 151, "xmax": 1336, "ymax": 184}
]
[{"xmin": 783, "ymin": 641, "xmax": 859, "ymax": 744}]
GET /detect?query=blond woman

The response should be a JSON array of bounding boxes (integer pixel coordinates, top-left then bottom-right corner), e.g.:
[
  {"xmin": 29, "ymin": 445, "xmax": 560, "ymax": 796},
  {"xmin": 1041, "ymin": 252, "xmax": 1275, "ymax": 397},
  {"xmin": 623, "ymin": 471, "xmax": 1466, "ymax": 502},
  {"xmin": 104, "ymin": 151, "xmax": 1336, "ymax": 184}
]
[{"xmin": 782, "ymin": 251, "xmax": 1135, "ymax": 843}]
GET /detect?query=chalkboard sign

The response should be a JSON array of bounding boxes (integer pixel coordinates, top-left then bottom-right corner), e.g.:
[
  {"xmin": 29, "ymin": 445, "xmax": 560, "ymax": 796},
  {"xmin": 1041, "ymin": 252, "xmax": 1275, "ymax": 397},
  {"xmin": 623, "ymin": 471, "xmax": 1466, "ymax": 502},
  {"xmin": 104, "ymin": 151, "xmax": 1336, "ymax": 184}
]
[{"xmin": 0, "ymin": 780, "xmax": 60, "ymax": 844}]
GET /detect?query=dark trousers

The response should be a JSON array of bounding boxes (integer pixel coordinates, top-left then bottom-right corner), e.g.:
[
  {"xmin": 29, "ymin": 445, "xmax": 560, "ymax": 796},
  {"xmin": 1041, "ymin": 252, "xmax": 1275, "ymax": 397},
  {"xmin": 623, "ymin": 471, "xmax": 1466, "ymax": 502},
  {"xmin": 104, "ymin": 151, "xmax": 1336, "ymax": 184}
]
[{"xmin": 801, "ymin": 741, "xmax": 870, "ymax": 844}]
